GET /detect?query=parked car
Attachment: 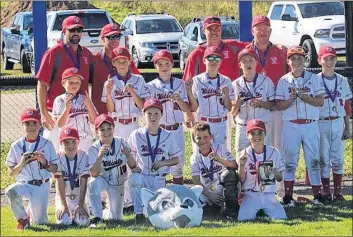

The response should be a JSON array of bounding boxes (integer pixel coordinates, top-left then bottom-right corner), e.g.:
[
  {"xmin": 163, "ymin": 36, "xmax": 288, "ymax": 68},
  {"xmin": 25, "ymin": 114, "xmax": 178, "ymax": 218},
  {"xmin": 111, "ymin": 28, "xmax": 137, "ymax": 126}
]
[
  {"xmin": 1, "ymin": 12, "xmax": 34, "ymax": 72},
  {"xmin": 178, "ymin": 16, "xmax": 240, "ymax": 70},
  {"xmin": 267, "ymin": 1, "xmax": 346, "ymax": 67},
  {"xmin": 121, "ymin": 13, "xmax": 183, "ymax": 68}
]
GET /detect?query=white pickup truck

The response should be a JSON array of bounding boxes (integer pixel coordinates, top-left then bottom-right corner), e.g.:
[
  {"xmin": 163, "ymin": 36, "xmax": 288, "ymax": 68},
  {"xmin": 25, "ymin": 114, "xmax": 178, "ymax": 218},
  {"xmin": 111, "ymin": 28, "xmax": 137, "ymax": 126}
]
[{"xmin": 267, "ymin": 1, "xmax": 346, "ymax": 67}]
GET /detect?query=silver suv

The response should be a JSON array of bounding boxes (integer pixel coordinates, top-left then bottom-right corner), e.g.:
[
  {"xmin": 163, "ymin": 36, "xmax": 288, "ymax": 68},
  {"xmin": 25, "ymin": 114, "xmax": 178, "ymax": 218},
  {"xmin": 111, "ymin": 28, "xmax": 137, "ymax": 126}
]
[{"xmin": 121, "ymin": 13, "xmax": 183, "ymax": 67}]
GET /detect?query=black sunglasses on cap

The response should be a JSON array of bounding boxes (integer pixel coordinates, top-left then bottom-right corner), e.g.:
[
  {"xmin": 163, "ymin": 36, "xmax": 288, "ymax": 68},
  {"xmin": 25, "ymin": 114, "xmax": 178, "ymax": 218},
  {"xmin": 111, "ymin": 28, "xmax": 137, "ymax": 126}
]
[
  {"xmin": 105, "ymin": 34, "xmax": 122, "ymax": 40},
  {"xmin": 68, "ymin": 27, "xmax": 83, "ymax": 33}
]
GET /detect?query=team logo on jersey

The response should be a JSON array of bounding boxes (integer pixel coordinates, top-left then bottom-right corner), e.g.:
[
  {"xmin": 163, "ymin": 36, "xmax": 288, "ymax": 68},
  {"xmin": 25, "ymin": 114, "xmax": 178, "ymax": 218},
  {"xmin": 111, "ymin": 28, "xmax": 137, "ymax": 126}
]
[
  {"xmin": 201, "ymin": 88, "xmax": 222, "ymax": 99},
  {"xmin": 68, "ymin": 107, "xmax": 89, "ymax": 118},
  {"xmin": 82, "ymin": 57, "xmax": 89, "ymax": 65},
  {"xmin": 270, "ymin": 57, "xmax": 278, "ymax": 64},
  {"xmin": 102, "ymin": 159, "xmax": 123, "ymax": 171},
  {"xmin": 223, "ymin": 51, "xmax": 229, "ymax": 59},
  {"xmin": 114, "ymin": 89, "xmax": 131, "ymax": 100},
  {"xmin": 74, "ymin": 17, "xmax": 80, "ymax": 23},
  {"xmin": 156, "ymin": 93, "xmax": 173, "ymax": 104},
  {"xmin": 200, "ymin": 164, "xmax": 223, "ymax": 178},
  {"xmin": 288, "ymin": 86, "xmax": 311, "ymax": 93},
  {"xmin": 324, "ymin": 90, "xmax": 341, "ymax": 99},
  {"xmin": 239, "ymin": 91, "xmax": 262, "ymax": 99},
  {"xmin": 141, "ymin": 145, "xmax": 164, "ymax": 156}
]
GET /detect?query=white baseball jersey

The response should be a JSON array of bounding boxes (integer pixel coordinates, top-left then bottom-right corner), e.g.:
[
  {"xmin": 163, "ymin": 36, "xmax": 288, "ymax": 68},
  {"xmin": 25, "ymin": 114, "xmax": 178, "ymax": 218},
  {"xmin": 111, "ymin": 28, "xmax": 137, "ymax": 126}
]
[
  {"xmin": 88, "ymin": 137, "xmax": 130, "ymax": 186},
  {"xmin": 101, "ymin": 74, "xmax": 150, "ymax": 118},
  {"xmin": 56, "ymin": 150, "xmax": 90, "ymax": 196},
  {"xmin": 5, "ymin": 136, "xmax": 58, "ymax": 182},
  {"xmin": 232, "ymin": 74, "xmax": 275, "ymax": 124},
  {"xmin": 148, "ymin": 77, "xmax": 188, "ymax": 125},
  {"xmin": 190, "ymin": 143, "xmax": 234, "ymax": 186},
  {"xmin": 275, "ymin": 71, "xmax": 325, "ymax": 120},
  {"xmin": 127, "ymin": 127, "xmax": 182, "ymax": 176},
  {"xmin": 52, "ymin": 94, "xmax": 95, "ymax": 140},
  {"xmin": 317, "ymin": 72, "xmax": 353, "ymax": 118},
  {"xmin": 192, "ymin": 72, "xmax": 235, "ymax": 117},
  {"xmin": 237, "ymin": 145, "xmax": 284, "ymax": 193}
]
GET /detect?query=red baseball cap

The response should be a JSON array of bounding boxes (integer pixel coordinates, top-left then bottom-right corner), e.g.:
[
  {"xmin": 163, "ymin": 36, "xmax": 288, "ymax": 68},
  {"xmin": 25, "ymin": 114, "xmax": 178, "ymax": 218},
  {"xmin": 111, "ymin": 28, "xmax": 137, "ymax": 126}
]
[
  {"xmin": 246, "ymin": 119, "xmax": 266, "ymax": 134},
  {"xmin": 59, "ymin": 127, "xmax": 80, "ymax": 142},
  {"xmin": 62, "ymin": 67, "xmax": 84, "ymax": 81},
  {"xmin": 203, "ymin": 46, "xmax": 223, "ymax": 59},
  {"xmin": 287, "ymin": 46, "xmax": 305, "ymax": 59},
  {"xmin": 94, "ymin": 114, "xmax": 115, "ymax": 129},
  {"xmin": 62, "ymin": 16, "xmax": 84, "ymax": 32},
  {"xmin": 202, "ymin": 16, "xmax": 221, "ymax": 30},
  {"xmin": 153, "ymin": 50, "xmax": 173, "ymax": 64},
  {"xmin": 238, "ymin": 48, "xmax": 257, "ymax": 61},
  {"xmin": 142, "ymin": 98, "xmax": 163, "ymax": 113},
  {"xmin": 20, "ymin": 108, "xmax": 41, "ymax": 123},
  {"xmin": 252, "ymin": 15, "xmax": 271, "ymax": 28},
  {"xmin": 100, "ymin": 23, "xmax": 121, "ymax": 39},
  {"xmin": 111, "ymin": 47, "xmax": 131, "ymax": 61},
  {"xmin": 318, "ymin": 45, "xmax": 337, "ymax": 59}
]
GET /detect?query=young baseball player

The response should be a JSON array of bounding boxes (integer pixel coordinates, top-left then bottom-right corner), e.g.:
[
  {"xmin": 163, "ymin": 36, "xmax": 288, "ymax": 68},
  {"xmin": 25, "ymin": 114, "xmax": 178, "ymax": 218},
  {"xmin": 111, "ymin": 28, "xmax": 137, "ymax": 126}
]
[
  {"xmin": 276, "ymin": 46, "xmax": 325, "ymax": 206},
  {"xmin": 186, "ymin": 46, "xmax": 235, "ymax": 145},
  {"xmin": 5, "ymin": 109, "xmax": 58, "ymax": 230},
  {"xmin": 54, "ymin": 127, "xmax": 90, "ymax": 226},
  {"xmin": 317, "ymin": 45, "xmax": 352, "ymax": 202},
  {"xmin": 190, "ymin": 121, "xmax": 239, "ymax": 219},
  {"xmin": 237, "ymin": 119, "xmax": 287, "ymax": 221},
  {"xmin": 231, "ymin": 48, "xmax": 275, "ymax": 155},
  {"xmin": 52, "ymin": 67, "xmax": 98, "ymax": 151},
  {"xmin": 87, "ymin": 114, "xmax": 139, "ymax": 227},
  {"xmin": 128, "ymin": 98, "xmax": 181, "ymax": 224},
  {"xmin": 101, "ymin": 46, "xmax": 149, "ymax": 211},
  {"xmin": 148, "ymin": 50, "xmax": 189, "ymax": 185}
]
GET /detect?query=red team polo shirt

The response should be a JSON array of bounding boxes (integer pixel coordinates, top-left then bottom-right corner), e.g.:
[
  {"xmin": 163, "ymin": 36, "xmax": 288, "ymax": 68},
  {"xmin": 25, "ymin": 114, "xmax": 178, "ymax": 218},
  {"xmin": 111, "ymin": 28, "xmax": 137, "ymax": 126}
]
[
  {"xmin": 36, "ymin": 41, "xmax": 93, "ymax": 112},
  {"xmin": 183, "ymin": 40, "xmax": 248, "ymax": 81},
  {"xmin": 91, "ymin": 51, "xmax": 140, "ymax": 114},
  {"xmin": 246, "ymin": 42, "xmax": 288, "ymax": 87}
]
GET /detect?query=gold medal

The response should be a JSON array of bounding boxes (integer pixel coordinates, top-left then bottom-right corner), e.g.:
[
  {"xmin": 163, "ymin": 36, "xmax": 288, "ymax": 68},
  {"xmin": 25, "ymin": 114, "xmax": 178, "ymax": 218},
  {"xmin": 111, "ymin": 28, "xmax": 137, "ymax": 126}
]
[
  {"xmin": 260, "ymin": 184, "xmax": 265, "ymax": 192},
  {"xmin": 210, "ymin": 185, "xmax": 216, "ymax": 191},
  {"xmin": 332, "ymin": 106, "xmax": 337, "ymax": 112},
  {"xmin": 69, "ymin": 193, "xmax": 76, "ymax": 200}
]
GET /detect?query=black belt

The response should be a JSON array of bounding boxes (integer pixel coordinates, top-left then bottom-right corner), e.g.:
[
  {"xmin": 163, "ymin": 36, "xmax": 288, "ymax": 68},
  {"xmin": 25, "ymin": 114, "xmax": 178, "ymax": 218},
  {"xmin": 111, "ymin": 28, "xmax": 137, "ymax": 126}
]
[{"xmin": 24, "ymin": 178, "xmax": 50, "ymax": 186}]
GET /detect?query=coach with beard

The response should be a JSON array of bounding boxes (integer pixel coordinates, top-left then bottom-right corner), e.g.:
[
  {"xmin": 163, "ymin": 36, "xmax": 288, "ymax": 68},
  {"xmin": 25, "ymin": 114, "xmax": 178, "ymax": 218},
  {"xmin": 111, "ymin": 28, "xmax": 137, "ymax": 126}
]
[{"xmin": 36, "ymin": 16, "xmax": 94, "ymax": 147}]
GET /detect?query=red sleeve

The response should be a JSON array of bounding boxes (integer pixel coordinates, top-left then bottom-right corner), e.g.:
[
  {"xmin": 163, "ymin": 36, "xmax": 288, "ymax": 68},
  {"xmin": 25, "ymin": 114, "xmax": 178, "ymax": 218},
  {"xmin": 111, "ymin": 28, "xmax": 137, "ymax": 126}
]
[
  {"xmin": 344, "ymin": 99, "xmax": 352, "ymax": 117},
  {"xmin": 130, "ymin": 62, "xmax": 140, "ymax": 75},
  {"xmin": 182, "ymin": 49, "xmax": 201, "ymax": 81},
  {"xmin": 35, "ymin": 49, "xmax": 55, "ymax": 86}
]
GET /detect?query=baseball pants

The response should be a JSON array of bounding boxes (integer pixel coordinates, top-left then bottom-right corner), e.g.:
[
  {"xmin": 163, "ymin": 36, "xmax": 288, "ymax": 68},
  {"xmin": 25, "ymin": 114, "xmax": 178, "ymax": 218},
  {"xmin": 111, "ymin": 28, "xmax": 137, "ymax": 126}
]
[
  {"xmin": 169, "ymin": 126, "xmax": 185, "ymax": 178},
  {"xmin": 5, "ymin": 182, "xmax": 50, "ymax": 224},
  {"xmin": 281, "ymin": 121, "xmax": 321, "ymax": 185},
  {"xmin": 43, "ymin": 124, "xmax": 59, "ymax": 150},
  {"xmin": 318, "ymin": 117, "xmax": 345, "ymax": 177},
  {"xmin": 238, "ymin": 191, "xmax": 287, "ymax": 221},
  {"xmin": 129, "ymin": 173, "xmax": 165, "ymax": 215},
  {"xmin": 234, "ymin": 122, "xmax": 271, "ymax": 155},
  {"xmin": 87, "ymin": 176, "xmax": 125, "ymax": 220},
  {"xmin": 54, "ymin": 195, "xmax": 89, "ymax": 225},
  {"xmin": 113, "ymin": 120, "xmax": 138, "ymax": 208}
]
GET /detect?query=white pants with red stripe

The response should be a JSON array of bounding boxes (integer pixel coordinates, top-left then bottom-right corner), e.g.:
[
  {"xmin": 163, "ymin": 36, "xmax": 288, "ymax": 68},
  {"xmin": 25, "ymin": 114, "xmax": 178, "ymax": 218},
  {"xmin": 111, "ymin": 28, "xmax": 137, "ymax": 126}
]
[
  {"xmin": 169, "ymin": 126, "xmax": 185, "ymax": 178},
  {"xmin": 238, "ymin": 191, "xmax": 287, "ymax": 221},
  {"xmin": 5, "ymin": 181, "xmax": 50, "ymax": 224}
]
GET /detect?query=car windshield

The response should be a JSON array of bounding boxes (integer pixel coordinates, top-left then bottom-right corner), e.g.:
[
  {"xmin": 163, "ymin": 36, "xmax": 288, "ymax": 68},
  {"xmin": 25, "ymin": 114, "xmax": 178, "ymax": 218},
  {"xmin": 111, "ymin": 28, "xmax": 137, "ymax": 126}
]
[
  {"xmin": 136, "ymin": 19, "xmax": 182, "ymax": 34},
  {"xmin": 201, "ymin": 23, "xmax": 239, "ymax": 40},
  {"xmin": 298, "ymin": 2, "xmax": 344, "ymax": 18},
  {"xmin": 52, "ymin": 12, "xmax": 110, "ymax": 31}
]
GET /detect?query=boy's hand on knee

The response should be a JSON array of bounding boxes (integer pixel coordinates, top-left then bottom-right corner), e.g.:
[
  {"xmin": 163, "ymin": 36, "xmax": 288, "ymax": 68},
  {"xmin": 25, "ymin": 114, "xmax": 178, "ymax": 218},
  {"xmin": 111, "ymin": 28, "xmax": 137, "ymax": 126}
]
[{"xmin": 56, "ymin": 204, "xmax": 69, "ymax": 220}]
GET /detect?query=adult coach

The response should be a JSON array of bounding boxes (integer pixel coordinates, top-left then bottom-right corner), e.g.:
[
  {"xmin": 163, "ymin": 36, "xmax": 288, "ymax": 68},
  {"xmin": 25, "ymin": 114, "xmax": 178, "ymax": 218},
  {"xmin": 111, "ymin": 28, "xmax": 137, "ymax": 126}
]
[
  {"xmin": 246, "ymin": 15, "xmax": 288, "ymax": 197},
  {"xmin": 183, "ymin": 16, "xmax": 247, "ymax": 149},
  {"xmin": 36, "ymin": 16, "xmax": 93, "ymax": 147},
  {"xmin": 91, "ymin": 23, "xmax": 140, "ymax": 115}
]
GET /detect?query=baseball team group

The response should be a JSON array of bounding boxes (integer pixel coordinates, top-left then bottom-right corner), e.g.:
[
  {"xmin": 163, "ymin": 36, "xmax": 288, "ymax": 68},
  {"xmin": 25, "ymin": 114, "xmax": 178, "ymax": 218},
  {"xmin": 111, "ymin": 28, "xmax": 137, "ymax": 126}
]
[{"xmin": 4, "ymin": 14, "xmax": 352, "ymax": 230}]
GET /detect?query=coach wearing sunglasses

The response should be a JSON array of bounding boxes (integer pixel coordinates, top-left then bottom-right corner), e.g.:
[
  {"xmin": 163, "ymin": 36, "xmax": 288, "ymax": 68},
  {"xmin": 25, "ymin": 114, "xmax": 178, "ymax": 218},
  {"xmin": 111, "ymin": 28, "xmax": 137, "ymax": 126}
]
[
  {"xmin": 91, "ymin": 23, "xmax": 140, "ymax": 115},
  {"xmin": 36, "ymin": 16, "xmax": 94, "ymax": 149}
]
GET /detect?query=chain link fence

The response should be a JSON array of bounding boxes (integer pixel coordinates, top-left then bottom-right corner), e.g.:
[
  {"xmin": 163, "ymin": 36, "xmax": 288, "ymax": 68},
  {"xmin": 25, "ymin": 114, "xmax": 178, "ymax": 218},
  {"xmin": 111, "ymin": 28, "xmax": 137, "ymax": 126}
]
[{"xmin": 1, "ymin": 69, "xmax": 352, "ymax": 188}]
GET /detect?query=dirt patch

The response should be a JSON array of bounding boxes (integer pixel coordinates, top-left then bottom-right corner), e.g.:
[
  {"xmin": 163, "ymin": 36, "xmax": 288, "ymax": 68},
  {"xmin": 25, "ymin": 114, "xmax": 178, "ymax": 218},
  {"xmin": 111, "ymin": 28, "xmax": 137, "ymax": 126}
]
[{"xmin": 1, "ymin": 1, "xmax": 97, "ymax": 27}]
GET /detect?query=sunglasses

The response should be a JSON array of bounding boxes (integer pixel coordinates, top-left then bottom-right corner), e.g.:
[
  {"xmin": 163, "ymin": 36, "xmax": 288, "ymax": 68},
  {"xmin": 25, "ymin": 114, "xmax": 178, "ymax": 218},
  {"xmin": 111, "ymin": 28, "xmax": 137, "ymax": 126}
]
[
  {"xmin": 105, "ymin": 34, "xmax": 122, "ymax": 40},
  {"xmin": 68, "ymin": 27, "xmax": 83, "ymax": 33},
  {"xmin": 288, "ymin": 47, "xmax": 304, "ymax": 54},
  {"xmin": 206, "ymin": 56, "xmax": 222, "ymax": 62}
]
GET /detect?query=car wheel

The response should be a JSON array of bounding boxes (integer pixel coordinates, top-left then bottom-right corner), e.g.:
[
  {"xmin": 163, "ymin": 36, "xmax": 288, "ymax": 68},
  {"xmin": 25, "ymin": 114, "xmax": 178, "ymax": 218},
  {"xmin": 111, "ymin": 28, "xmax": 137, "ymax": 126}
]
[
  {"xmin": 132, "ymin": 47, "xmax": 140, "ymax": 68},
  {"xmin": 179, "ymin": 51, "xmax": 185, "ymax": 70},
  {"xmin": 21, "ymin": 49, "xmax": 31, "ymax": 73},
  {"xmin": 3, "ymin": 48, "xmax": 14, "ymax": 70},
  {"xmin": 302, "ymin": 39, "xmax": 318, "ymax": 68}
]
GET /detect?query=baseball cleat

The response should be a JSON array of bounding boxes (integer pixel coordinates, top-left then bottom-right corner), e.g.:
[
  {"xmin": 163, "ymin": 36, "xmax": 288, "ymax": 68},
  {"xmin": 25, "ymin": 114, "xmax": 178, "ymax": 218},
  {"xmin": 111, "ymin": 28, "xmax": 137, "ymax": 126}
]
[
  {"xmin": 16, "ymin": 218, "xmax": 30, "ymax": 230},
  {"xmin": 333, "ymin": 194, "xmax": 346, "ymax": 202},
  {"xmin": 312, "ymin": 195, "xmax": 325, "ymax": 206},
  {"xmin": 89, "ymin": 217, "xmax": 102, "ymax": 228},
  {"xmin": 282, "ymin": 196, "xmax": 296, "ymax": 207}
]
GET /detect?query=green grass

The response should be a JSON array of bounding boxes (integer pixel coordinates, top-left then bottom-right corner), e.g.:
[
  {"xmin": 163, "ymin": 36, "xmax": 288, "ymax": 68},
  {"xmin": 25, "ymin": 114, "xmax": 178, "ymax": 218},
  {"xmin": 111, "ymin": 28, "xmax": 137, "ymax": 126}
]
[{"xmin": 1, "ymin": 198, "xmax": 352, "ymax": 236}]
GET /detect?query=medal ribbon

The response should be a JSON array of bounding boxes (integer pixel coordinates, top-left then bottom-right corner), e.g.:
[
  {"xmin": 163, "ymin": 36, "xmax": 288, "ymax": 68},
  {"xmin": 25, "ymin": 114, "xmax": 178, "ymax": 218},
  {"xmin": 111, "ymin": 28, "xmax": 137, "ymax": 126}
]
[
  {"xmin": 22, "ymin": 136, "xmax": 40, "ymax": 153},
  {"xmin": 64, "ymin": 45, "xmax": 81, "ymax": 69},
  {"xmin": 100, "ymin": 139, "xmax": 115, "ymax": 156},
  {"xmin": 101, "ymin": 51, "xmax": 116, "ymax": 77},
  {"xmin": 65, "ymin": 154, "xmax": 78, "ymax": 191},
  {"xmin": 158, "ymin": 76, "xmax": 174, "ymax": 91},
  {"xmin": 146, "ymin": 128, "xmax": 162, "ymax": 165},
  {"xmin": 322, "ymin": 74, "xmax": 338, "ymax": 104},
  {"xmin": 253, "ymin": 43, "xmax": 271, "ymax": 69},
  {"xmin": 200, "ymin": 148, "xmax": 215, "ymax": 181},
  {"xmin": 243, "ymin": 73, "xmax": 259, "ymax": 102}
]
